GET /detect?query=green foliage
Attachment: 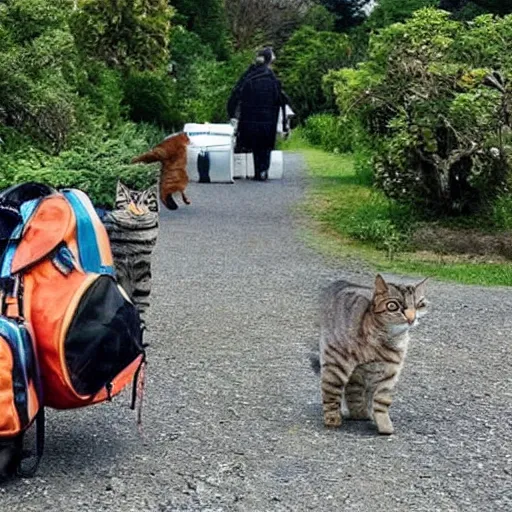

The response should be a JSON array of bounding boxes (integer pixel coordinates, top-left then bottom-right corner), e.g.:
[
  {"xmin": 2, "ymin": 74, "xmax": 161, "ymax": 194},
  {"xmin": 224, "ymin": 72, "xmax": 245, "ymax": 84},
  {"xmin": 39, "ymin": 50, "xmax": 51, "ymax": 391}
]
[
  {"xmin": 366, "ymin": 0, "xmax": 437, "ymax": 28},
  {"xmin": 318, "ymin": 0, "xmax": 370, "ymax": 30},
  {"xmin": 70, "ymin": 0, "xmax": 174, "ymax": 71},
  {"xmin": 491, "ymin": 194, "xmax": 512, "ymax": 231},
  {"xmin": 171, "ymin": 0, "xmax": 229, "ymax": 59},
  {"xmin": 123, "ymin": 70, "xmax": 180, "ymax": 129},
  {"xmin": 2, "ymin": 0, "xmax": 73, "ymax": 43},
  {"xmin": 328, "ymin": 8, "xmax": 512, "ymax": 216},
  {"xmin": 302, "ymin": 114, "xmax": 353, "ymax": 153},
  {"xmin": 278, "ymin": 26, "xmax": 352, "ymax": 120},
  {"xmin": 1, "ymin": 123, "xmax": 163, "ymax": 207},
  {"xmin": 75, "ymin": 62, "xmax": 126, "ymax": 128},
  {"xmin": 0, "ymin": 0, "xmax": 81, "ymax": 150},
  {"xmin": 176, "ymin": 49, "xmax": 253, "ymax": 123},
  {"xmin": 169, "ymin": 26, "xmax": 215, "ymax": 77},
  {"xmin": 441, "ymin": 0, "xmax": 512, "ymax": 18},
  {"xmin": 302, "ymin": 5, "xmax": 336, "ymax": 31},
  {"xmin": 344, "ymin": 195, "xmax": 412, "ymax": 257}
]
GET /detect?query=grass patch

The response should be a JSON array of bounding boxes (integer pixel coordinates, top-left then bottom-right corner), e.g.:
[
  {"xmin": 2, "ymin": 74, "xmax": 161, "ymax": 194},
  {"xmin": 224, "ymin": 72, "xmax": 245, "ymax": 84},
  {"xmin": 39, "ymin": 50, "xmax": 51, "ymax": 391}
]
[{"xmin": 284, "ymin": 134, "xmax": 512, "ymax": 287}]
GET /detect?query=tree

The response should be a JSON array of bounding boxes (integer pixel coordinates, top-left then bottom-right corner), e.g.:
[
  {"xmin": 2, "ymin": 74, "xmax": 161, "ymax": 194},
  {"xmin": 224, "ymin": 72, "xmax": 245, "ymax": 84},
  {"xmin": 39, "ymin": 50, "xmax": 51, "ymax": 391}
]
[
  {"xmin": 440, "ymin": 0, "xmax": 512, "ymax": 17},
  {"xmin": 278, "ymin": 26, "xmax": 352, "ymax": 119},
  {"xmin": 70, "ymin": 0, "xmax": 173, "ymax": 71},
  {"xmin": 329, "ymin": 8, "xmax": 512, "ymax": 216},
  {"xmin": 0, "ymin": 0, "xmax": 80, "ymax": 150},
  {"xmin": 317, "ymin": 0, "xmax": 371, "ymax": 31},
  {"xmin": 367, "ymin": 0, "xmax": 437, "ymax": 28},
  {"xmin": 302, "ymin": 4, "xmax": 337, "ymax": 31},
  {"xmin": 224, "ymin": 0, "xmax": 310, "ymax": 50},
  {"xmin": 170, "ymin": 0, "xmax": 230, "ymax": 59}
]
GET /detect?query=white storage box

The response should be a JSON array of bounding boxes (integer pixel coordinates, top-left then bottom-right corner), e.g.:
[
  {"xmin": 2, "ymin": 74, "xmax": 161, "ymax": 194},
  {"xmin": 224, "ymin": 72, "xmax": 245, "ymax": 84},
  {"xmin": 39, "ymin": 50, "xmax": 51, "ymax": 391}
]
[
  {"xmin": 184, "ymin": 123, "xmax": 235, "ymax": 184},
  {"xmin": 233, "ymin": 153, "xmax": 254, "ymax": 179},
  {"xmin": 244, "ymin": 151, "xmax": 284, "ymax": 180}
]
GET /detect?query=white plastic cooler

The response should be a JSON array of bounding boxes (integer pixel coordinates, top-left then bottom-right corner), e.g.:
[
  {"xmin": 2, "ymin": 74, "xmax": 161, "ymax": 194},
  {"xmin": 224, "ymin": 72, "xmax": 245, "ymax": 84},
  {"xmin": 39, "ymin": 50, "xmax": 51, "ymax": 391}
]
[
  {"xmin": 184, "ymin": 123, "xmax": 235, "ymax": 184},
  {"xmin": 183, "ymin": 122, "xmax": 285, "ymax": 182}
]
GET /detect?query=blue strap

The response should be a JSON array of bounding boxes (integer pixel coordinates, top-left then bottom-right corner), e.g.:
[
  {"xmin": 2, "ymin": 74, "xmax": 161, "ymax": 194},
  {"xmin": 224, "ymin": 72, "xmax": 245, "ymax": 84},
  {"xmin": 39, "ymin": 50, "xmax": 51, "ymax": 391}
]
[
  {"xmin": 0, "ymin": 199, "xmax": 40, "ymax": 278},
  {"xmin": 63, "ymin": 190, "xmax": 114, "ymax": 275}
]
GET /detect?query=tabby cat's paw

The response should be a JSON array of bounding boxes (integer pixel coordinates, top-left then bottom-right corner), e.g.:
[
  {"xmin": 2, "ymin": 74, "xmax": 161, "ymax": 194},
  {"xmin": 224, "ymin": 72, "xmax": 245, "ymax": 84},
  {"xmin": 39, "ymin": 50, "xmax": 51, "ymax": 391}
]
[
  {"xmin": 323, "ymin": 411, "xmax": 342, "ymax": 428},
  {"xmin": 374, "ymin": 413, "xmax": 394, "ymax": 435}
]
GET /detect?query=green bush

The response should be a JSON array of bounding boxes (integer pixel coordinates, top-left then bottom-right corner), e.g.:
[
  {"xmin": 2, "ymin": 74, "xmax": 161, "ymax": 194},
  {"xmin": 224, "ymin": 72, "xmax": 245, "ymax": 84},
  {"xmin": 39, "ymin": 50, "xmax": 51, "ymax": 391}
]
[
  {"xmin": 302, "ymin": 5, "xmax": 336, "ymax": 31},
  {"xmin": 302, "ymin": 114, "xmax": 349, "ymax": 153},
  {"xmin": 328, "ymin": 9, "xmax": 512, "ymax": 217},
  {"xmin": 353, "ymin": 149, "xmax": 374, "ymax": 186},
  {"xmin": 492, "ymin": 194, "xmax": 512, "ymax": 231},
  {"xmin": 345, "ymin": 195, "xmax": 414, "ymax": 257},
  {"xmin": 70, "ymin": 0, "xmax": 174, "ymax": 72},
  {"xmin": 278, "ymin": 26, "xmax": 352, "ymax": 120},
  {"xmin": 123, "ymin": 70, "xmax": 180, "ymax": 130},
  {"xmin": 0, "ymin": 0, "xmax": 82, "ymax": 150},
  {"xmin": 177, "ymin": 50, "xmax": 252, "ymax": 124},
  {"xmin": 1, "ymin": 122, "xmax": 163, "ymax": 207},
  {"xmin": 76, "ymin": 61, "xmax": 126, "ymax": 128}
]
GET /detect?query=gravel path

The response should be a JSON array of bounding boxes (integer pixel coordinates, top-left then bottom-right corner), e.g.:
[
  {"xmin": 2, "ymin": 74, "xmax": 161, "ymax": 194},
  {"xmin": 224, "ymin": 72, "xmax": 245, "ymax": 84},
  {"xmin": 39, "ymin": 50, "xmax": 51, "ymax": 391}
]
[{"xmin": 1, "ymin": 154, "xmax": 511, "ymax": 511}]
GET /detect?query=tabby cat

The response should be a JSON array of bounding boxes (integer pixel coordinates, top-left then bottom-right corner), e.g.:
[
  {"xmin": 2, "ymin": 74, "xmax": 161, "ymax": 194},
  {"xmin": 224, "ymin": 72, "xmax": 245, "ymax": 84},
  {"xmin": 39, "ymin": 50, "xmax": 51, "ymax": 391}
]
[
  {"xmin": 102, "ymin": 182, "xmax": 159, "ymax": 327},
  {"xmin": 315, "ymin": 274, "xmax": 428, "ymax": 435}
]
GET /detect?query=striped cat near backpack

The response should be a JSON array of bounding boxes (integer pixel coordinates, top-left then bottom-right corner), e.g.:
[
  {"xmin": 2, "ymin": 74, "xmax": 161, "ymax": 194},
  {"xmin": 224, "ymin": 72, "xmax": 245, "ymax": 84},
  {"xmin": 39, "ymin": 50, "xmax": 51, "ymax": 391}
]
[{"xmin": 102, "ymin": 182, "xmax": 159, "ymax": 327}]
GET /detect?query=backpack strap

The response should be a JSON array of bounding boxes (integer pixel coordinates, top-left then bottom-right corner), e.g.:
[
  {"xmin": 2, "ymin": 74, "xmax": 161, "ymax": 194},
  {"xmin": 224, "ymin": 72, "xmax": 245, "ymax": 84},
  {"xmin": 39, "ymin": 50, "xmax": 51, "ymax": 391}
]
[
  {"xmin": 0, "ymin": 276, "xmax": 23, "ymax": 320},
  {"xmin": 0, "ymin": 199, "xmax": 42, "ymax": 279},
  {"xmin": 62, "ymin": 190, "xmax": 114, "ymax": 275},
  {"xmin": 16, "ymin": 408, "xmax": 45, "ymax": 479}
]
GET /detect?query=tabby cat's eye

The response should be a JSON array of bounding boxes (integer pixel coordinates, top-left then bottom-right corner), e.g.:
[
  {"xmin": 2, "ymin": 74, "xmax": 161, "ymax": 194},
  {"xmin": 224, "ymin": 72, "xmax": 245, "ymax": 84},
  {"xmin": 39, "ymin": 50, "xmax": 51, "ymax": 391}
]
[
  {"xmin": 386, "ymin": 301, "xmax": 400, "ymax": 312},
  {"xmin": 417, "ymin": 300, "xmax": 426, "ymax": 309}
]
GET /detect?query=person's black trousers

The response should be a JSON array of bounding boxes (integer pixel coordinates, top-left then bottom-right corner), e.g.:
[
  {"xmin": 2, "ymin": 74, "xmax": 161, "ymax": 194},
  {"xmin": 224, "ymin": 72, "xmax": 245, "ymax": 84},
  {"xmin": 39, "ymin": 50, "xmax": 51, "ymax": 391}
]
[{"xmin": 253, "ymin": 149, "xmax": 272, "ymax": 181}]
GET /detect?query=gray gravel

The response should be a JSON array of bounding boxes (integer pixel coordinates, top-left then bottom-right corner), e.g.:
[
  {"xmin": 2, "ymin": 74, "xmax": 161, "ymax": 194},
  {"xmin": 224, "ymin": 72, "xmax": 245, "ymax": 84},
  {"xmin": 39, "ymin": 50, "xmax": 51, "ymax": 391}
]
[{"xmin": 1, "ymin": 154, "xmax": 511, "ymax": 511}]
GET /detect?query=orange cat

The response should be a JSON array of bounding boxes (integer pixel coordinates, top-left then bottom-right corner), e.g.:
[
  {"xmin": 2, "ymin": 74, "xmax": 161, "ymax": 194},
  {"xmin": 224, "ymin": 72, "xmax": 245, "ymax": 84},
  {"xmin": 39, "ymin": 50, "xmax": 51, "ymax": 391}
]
[{"xmin": 132, "ymin": 132, "xmax": 191, "ymax": 210}]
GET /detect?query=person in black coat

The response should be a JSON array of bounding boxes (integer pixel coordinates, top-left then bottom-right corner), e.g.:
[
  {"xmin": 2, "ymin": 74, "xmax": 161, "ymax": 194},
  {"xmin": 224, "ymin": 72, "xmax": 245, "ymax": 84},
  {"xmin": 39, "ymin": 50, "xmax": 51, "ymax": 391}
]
[{"xmin": 227, "ymin": 47, "xmax": 291, "ymax": 181}]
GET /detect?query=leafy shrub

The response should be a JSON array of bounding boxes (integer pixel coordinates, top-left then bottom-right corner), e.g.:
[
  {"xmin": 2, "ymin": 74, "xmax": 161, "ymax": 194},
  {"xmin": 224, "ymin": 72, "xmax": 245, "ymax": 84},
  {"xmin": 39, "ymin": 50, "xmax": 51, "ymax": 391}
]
[
  {"xmin": 329, "ymin": 9, "xmax": 512, "ymax": 217},
  {"xmin": 171, "ymin": 0, "xmax": 230, "ymax": 59},
  {"xmin": 0, "ymin": 1, "xmax": 82, "ymax": 150},
  {"xmin": 353, "ymin": 149, "xmax": 374, "ymax": 186},
  {"xmin": 177, "ymin": 50, "xmax": 252, "ymax": 124},
  {"xmin": 1, "ymin": 122, "xmax": 163, "ymax": 207},
  {"xmin": 169, "ymin": 26, "xmax": 215, "ymax": 78},
  {"xmin": 302, "ymin": 114, "xmax": 350, "ymax": 153},
  {"xmin": 366, "ymin": 0, "xmax": 437, "ymax": 29},
  {"xmin": 278, "ymin": 26, "xmax": 352, "ymax": 120},
  {"xmin": 123, "ymin": 70, "xmax": 180, "ymax": 130},
  {"xmin": 76, "ymin": 61, "xmax": 125, "ymax": 128},
  {"xmin": 345, "ymin": 194, "xmax": 413, "ymax": 257},
  {"xmin": 70, "ymin": 0, "xmax": 174, "ymax": 72},
  {"xmin": 492, "ymin": 194, "xmax": 512, "ymax": 231},
  {"xmin": 302, "ymin": 5, "xmax": 336, "ymax": 31}
]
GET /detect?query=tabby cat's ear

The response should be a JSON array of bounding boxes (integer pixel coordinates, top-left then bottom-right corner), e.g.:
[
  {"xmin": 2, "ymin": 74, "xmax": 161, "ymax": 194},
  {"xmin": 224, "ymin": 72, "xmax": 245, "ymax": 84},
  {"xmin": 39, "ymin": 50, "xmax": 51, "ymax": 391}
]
[
  {"xmin": 115, "ymin": 181, "xmax": 132, "ymax": 208},
  {"xmin": 374, "ymin": 274, "xmax": 389, "ymax": 295},
  {"xmin": 144, "ymin": 185, "xmax": 160, "ymax": 213},
  {"xmin": 415, "ymin": 277, "xmax": 429, "ymax": 296}
]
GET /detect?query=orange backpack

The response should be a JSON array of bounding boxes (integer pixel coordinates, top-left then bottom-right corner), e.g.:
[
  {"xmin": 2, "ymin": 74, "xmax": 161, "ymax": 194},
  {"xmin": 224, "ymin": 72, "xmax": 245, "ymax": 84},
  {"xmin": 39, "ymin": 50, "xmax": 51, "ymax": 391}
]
[
  {"xmin": 1, "ymin": 186, "xmax": 146, "ymax": 411},
  {"xmin": 0, "ymin": 287, "xmax": 44, "ymax": 478}
]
